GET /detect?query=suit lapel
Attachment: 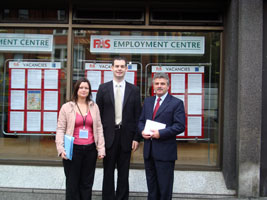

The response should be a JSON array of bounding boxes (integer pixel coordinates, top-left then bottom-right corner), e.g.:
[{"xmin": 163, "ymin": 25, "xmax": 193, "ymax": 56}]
[
  {"xmin": 149, "ymin": 96, "xmax": 156, "ymax": 120},
  {"xmin": 107, "ymin": 81, "xmax": 115, "ymax": 107},
  {"xmin": 123, "ymin": 82, "xmax": 131, "ymax": 108},
  {"xmin": 154, "ymin": 94, "xmax": 171, "ymax": 119}
]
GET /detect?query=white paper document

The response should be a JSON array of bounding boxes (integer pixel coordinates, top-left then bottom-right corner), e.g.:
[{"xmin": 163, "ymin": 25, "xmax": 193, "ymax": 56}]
[
  {"xmin": 27, "ymin": 112, "xmax": 41, "ymax": 131},
  {"xmin": 173, "ymin": 95, "xmax": 185, "ymax": 103},
  {"xmin": 125, "ymin": 72, "xmax": 135, "ymax": 84},
  {"xmin": 104, "ymin": 71, "xmax": 113, "ymax": 83},
  {"xmin": 144, "ymin": 119, "xmax": 166, "ymax": 135},
  {"xmin": 11, "ymin": 90, "xmax": 25, "ymax": 110},
  {"xmin": 43, "ymin": 112, "xmax": 57, "ymax": 132},
  {"xmin": 87, "ymin": 71, "xmax": 101, "ymax": 90},
  {"xmin": 11, "ymin": 69, "xmax": 25, "ymax": 89},
  {"xmin": 188, "ymin": 95, "xmax": 202, "ymax": 115},
  {"xmin": 44, "ymin": 70, "xmax": 58, "ymax": 89},
  {"xmin": 188, "ymin": 74, "xmax": 202, "ymax": 93},
  {"xmin": 27, "ymin": 69, "xmax": 42, "ymax": 89},
  {"xmin": 10, "ymin": 111, "xmax": 24, "ymax": 131},
  {"xmin": 188, "ymin": 116, "xmax": 202, "ymax": 136},
  {"xmin": 171, "ymin": 74, "xmax": 185, "ymax": 93},
  {"xmin": 44, "ymin": 91, "xmax": 58, "ymax": 110},
  {"xmin": 91, "ymin": 92, "xmax": 97, "ymax": 102}
]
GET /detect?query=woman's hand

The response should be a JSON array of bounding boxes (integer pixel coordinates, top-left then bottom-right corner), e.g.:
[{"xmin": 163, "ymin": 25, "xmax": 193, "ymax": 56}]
[
  {"xmin": 98, "ymin": 155, "xmax": 105, "ymax": 160},
  {"xmin": 61, "ymin": 151, "xmax": 68, "ymax": 160}
]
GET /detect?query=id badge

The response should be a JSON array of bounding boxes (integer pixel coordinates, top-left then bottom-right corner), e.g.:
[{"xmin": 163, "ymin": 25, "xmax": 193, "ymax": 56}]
[{"xmin": 79, "ymin": 129, "xmax": 88, "ymax": 139}]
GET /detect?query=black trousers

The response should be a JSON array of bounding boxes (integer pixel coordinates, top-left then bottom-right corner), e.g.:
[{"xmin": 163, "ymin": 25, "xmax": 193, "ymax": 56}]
[
  {"xmin": 102, "ymin": 128, "xmax": 131, "ymax": 200},
  {"xmin": 63, "ymin": 143, "xmax": 97, "ymax": 200}
]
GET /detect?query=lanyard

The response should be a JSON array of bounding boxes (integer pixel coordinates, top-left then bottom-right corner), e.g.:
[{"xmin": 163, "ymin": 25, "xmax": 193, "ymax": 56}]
[{"xmin": 76, "ymin": 103, "xmax": 87, "ymax": 129}]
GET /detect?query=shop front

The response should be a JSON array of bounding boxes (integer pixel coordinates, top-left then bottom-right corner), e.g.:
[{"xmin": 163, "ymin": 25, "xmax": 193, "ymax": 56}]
[{"xmin": 0, "ymin": 0, "xmax": 265, "ymax": 198}]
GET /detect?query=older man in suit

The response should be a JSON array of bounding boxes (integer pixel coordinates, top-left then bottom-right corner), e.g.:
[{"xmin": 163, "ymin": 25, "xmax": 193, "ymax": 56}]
[
  {"xmin": 138, "ymin": 72, "xmax": 185, "ymax": 200},
  {"xmin": 96, "ymin": 56, "xmax": 141, "ymax": 200}
]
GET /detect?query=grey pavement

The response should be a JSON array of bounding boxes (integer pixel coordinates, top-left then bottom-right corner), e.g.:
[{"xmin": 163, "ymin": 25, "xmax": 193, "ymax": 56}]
[{"xmin": 1, "ymin": 164, "xmax": 263, "ymax": 199}]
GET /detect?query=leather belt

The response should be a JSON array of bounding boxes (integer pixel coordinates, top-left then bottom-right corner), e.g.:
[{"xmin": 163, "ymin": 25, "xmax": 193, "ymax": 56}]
[{"xmin": 115, "ymin": 124, "xmax": 122, "ymax": 130}]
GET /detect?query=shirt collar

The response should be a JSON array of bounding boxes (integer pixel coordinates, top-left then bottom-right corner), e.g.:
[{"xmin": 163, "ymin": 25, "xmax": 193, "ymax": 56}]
[
  {"xmin": 156, "ymin": 92, "xmax": 168, "ymax": 102},
  {"xmin": 113, "ymin": 80, "xmax": 125, "ymax": 87}
]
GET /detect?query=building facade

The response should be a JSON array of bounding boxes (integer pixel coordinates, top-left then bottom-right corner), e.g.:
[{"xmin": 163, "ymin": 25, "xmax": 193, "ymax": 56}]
[{"xmin": 0, "ymin": 0, "xmax": 266, "ymax": 198}]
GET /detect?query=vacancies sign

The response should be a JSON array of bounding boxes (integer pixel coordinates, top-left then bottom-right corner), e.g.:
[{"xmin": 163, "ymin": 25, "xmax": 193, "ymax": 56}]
[
  {"xmin": 90, "ymin": 35, "xmax": 205, "ymax": 55},
  {"xmin": 0, "ymin": 34, "xmax": 53, "ymax": 52}
]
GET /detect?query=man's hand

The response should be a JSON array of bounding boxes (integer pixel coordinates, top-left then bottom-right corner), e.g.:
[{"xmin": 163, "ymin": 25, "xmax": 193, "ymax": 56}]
[
  {"xmin": 151, "ymin": 129, "xmax": 160, "ymax": 139},
  {"xmin": 98, "ymin": 155, "xmax": 105, "ymax": 159},
  {"xmin": 142, "ymin": 130, "xmax": 152, "ymax": 139},
  {"xmin": 132, "ymin": 141, "xmax": 139, "ymax": 152}
]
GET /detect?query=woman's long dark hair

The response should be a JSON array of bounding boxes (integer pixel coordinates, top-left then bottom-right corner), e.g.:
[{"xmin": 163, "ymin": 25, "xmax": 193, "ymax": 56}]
[{"xmin": 71, "ymin": 77, "xmax": 92, "ymax": 103}]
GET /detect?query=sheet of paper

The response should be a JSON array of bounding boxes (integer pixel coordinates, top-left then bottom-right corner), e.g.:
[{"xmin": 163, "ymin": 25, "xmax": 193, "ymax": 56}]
[
  {"xmin": 10, "ymin": 111, "xmax": 24, "ymax": 131},
  {"xmin": 104, "ymin": 71, "xmax": 113, "ymax": 83},
  {"xmin": 125, "ymin": 72, "xmax": 135, "ymax": 84},
  {"xmin": 27, "ymin": 112, "xmax": 41, "ymax": 131},
  {"xmin": 187, "ymin": 116, "xmax": 202, "ymax": 136},
  {"xmin": 27, "ymin": 69, "xmax": 42, "ymax": 89},
  {"xmin": 11, "ymin": 90, "xmax": 25, "ymax": 110},
  {"xmin": 11, "ymin": 69, "xmax": 25, "ymax": 89},
  {"xmin": 27, "ymin": 90, "xmax": 41, "ymax": 110},
  {"xmin": 44, "ymin": 70, "xmax": 58, "ymax": 89},
  {"xmin": 91, "ymin": 92, "xmax": 96, "ymax": 102},
  {"xmin": 179, "ymin": 132, "xmax": 185, "ymax": 136},
  {"xmin": 188, "ymin": 74, "xmax": 202, "ymax": 93},
  {"xmin": 43, "ymin": 112, "xmax": 57, "ymax": 132},
  {"xmin": 188, "ymin": 95, "xmax": 202, "ymax": 115},
  {"xmin": 87, "ymin": 71, "xmax": 101, "ymax": 90},
  {"xmin": 44, "ymin": 91, "xmax": 58, "ymax": 110},
  {"xmin": 144, "ymin": 119, "xmax": 166, "ymax": 135},
  {"xmin": 173, "ymin": 95, "xmax": 185, "ymax": 103},
  {"xmin": 171, "ymin": 74, "xmax": 185, "ymax": 93}
]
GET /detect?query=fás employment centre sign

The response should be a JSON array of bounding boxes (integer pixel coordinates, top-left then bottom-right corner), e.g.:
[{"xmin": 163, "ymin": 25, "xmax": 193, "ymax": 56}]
[
  {"xmin": 0, "ymin": 33, "xmax": 53, "ymax": 52},
  {"xmin": 90, "ymin": 35, "xmax": 205, "ymax": 55}
]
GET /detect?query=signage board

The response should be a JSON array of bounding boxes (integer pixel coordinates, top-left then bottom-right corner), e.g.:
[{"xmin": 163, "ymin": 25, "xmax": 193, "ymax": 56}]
[
  {"xmin": 0, "ymin": 34, "xmax": 53, "ymax": 52},
  {"xmin": 90, "ymin": 35, "xmax": 205, "ymax": 55}
]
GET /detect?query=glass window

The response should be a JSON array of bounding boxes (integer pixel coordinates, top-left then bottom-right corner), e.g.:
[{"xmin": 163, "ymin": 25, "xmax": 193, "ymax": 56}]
[
  {"xmin": 73, "ymin": 30, "xmax": 221, "ymax": 168},
  {"xmin": 0, "ymin": 29, "xmax": 68, "ymax": 163},
  {"xmin": 1, "ymin": 8, "xmax": 67, "ymax": 23}
]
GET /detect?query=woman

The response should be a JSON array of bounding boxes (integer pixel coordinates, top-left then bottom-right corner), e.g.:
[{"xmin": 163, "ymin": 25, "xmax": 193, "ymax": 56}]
[{"xmin": 56, "ymin": 77, "xmax": 105, "ymax": 200}]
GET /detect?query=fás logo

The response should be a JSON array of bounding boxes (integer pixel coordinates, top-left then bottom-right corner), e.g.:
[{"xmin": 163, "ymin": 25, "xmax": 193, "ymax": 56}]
[
  {"xmin": 93, "ymin": 39, "xmax": 111, "ymax": 49},
  {"xmin": 13, "ymin": 62, "xmax": 19, "ymax": 67},
  {"xmin": 156, "ymin": 66, "xmax": 162, "ymax": 71}
]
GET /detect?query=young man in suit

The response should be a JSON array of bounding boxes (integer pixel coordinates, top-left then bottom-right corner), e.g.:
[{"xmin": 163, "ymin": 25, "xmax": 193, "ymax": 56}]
[
  {"xmin": 138, "ymin": 72, "xmax": 186, "ymax": 200},
  {"xmin": 96, "ymin": 56, "xmax": 141, "ymax": 200}
]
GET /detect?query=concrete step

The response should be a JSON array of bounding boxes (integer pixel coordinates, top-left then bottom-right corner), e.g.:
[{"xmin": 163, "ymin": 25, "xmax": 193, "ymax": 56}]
[{"xmin": 0, "ymin": 188, "xmax": 237, "ymax": 200}]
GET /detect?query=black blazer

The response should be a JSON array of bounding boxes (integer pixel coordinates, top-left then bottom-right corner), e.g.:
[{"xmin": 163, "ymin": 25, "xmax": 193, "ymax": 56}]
[
  {"xmin": 96, "ymin": 81, "xmax": 141, "ymax": 152},
  {"xmin": 138, "ymin": 94, "xmax": 185, "ymax": 161}
]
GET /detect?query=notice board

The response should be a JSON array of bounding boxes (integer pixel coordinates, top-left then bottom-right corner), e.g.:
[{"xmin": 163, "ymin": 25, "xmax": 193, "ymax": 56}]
[
  {"xmin": 151, "ymin": 65, "xmax": 204, "ymax": 138},
  {"xmin": 8, "ymin": 61, "xmax": 61, "ymax": 134}
]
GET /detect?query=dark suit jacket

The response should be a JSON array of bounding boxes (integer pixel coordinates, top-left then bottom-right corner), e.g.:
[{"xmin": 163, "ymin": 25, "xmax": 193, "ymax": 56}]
[
  {"xmin": 96, "ymin": 81, "xmax": 141, "ymax": 152},
  {"xmin": 138, "ymin": 94, "xmax": 185, "ymax": 161}
]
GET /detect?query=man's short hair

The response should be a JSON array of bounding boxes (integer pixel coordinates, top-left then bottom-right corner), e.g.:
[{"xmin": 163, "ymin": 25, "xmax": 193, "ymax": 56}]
[
  {"xmin": 112, "ymin": 56, "xmax": 127, "ymax": 66},
  {"xmin": 152, "ymin": 73, "xmax": 170, "ymax": 85}
]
